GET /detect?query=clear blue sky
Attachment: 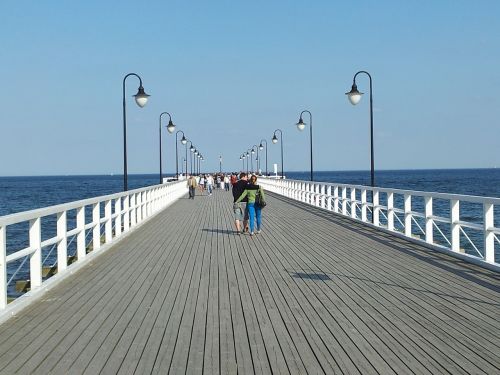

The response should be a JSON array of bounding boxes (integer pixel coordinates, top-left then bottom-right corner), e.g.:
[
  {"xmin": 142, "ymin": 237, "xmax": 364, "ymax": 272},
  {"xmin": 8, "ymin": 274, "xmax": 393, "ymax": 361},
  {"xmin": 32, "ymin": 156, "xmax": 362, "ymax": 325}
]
[{"xmin": 1, "ymin": 0, "xmax": 499, "ymax": 176}]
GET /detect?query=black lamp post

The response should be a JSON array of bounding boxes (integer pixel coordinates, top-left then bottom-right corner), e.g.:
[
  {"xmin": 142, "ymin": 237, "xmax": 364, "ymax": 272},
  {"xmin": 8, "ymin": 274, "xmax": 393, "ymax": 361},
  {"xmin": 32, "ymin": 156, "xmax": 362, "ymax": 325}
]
[
  {"xmin": 240, "ymin": 155, "xmax": 244, "ymax": 171},
  {"xmin": 346, "ymin": 70, "xmax": 375, "ymax": 188},
  {"xmin": 219, "ymin": 155, "xmax": 222, "ymax": 173},
  {"xmin": 252, "ymin": 145, "xmax": 259, "ymax": 173},
  {"xmin": 186, "ymin": 140, "xmax": 194, "ymax": 176},
  {"xmin": 247, "ymin": 149, "xmax": 253, "ymax": 173},
  {"xmin": 259, "ymin": 139, "xmax": 268, "ymax": 176},
  {"xmin": 175, "ymin": 131, "xmax": 187, "ymax": 178},
  {"xmin": 159, "ymin": 112, "xmax": 176, "ymax": 184},
  {"xmin": 296, "ymin": 110, "xmax": 313, "ymax": 181},
  {"xmin": 272, "ymin": 129, "xmax": 284, "ymax": 179},
  {"xmin": 122, "ymin": 73, "xmax": 150, "ymax": 191}
]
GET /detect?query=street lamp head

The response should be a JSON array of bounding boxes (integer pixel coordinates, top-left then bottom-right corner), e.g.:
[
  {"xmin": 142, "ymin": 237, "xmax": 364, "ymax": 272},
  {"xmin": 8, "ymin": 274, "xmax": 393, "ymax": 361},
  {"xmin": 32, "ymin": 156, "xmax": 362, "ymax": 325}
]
[
  {"xmin": 166, "ymin": 119, "xmax": 176, "ymax": 134},
  {"xmin": 246, "ymin": 151, "xmax": 250, "ymax": 156},
  {"xmin": 272, "ymin": 134, "xmax": 278, "ymax": 144},
  {"xmin": 296, "ymin": 117, "xmax": 306, "ymax": 131},
  {"xmin": 190, "ymin": 145, "xmax": 195, "ymax": 152},
  {"xmin": 251, "ymin": 149, "xmax": 255, "ymax": 154},
  {"xmin": 133, "ymin": 86, "xmax": 150, "ymax": 107},
  {"xmin": 194, "ymin": 149, "xmax": 198, "ymax": 155},
  {"xmin": 259, "ymin": 143, "xmax": 264, "ymax": 150},
  {"xmin": 346, "ymin": 83, "xmax": 363, "ymax": 105},
  {"xmin": 180, "ymin": 135, "xmax": 187, "ymax": 145}
]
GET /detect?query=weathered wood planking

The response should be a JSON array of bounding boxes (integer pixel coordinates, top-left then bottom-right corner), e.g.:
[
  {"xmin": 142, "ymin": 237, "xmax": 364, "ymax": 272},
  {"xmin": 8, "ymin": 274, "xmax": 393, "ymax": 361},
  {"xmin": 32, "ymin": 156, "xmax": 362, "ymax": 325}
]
[{"xmin": 0, "ymin": 188, "xmax": 499, "ymax": 375}]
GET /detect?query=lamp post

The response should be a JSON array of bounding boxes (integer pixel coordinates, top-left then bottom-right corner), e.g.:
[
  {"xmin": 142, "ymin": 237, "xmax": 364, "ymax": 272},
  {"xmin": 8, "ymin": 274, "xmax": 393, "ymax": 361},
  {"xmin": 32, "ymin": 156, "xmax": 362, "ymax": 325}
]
[
  {"xmin": 252, "ymin": 145, "xmax": 259, "ymax": 174},
  {"xmin": 193, "ymin": 148, "xmax": 198, "ymax": 175},
  {"xmin": 272, "ymin": 129, "xmax": 284, "ymax": 179},
  {"xmin": 247, "ymin": 149, "xmax": 253, "ymax": 173},
  {"xmin": 122, "ymin": 73, "xmax": 150, "ymax": 191},
  {"xmin": 159, "ymin": 112, "xmax": 176, "ymax": 184},
  {"xmin": 175, "ymin": 131, "xmax": 187, "ymax": 178},
  {"xmin": 219, "ymin": 155, "xmax": 222, "ymax": 173},
  {"xmin": 186, "ymin": 140, "xmax": 194, "ymax": 176},
  {"xmin": 346, "ymin": 70, "xmax": 375, "ymax": 188},
  {"xmin": 240, "ymin": 155, "xmax": 244, "ymax": 171},
  {"xmin": 296, "ymin": 110, "xmax": 313, "ymax": 181},
  {"xmin": 259, "ymin": 139, "xmax": 268, "ymax": 176}
]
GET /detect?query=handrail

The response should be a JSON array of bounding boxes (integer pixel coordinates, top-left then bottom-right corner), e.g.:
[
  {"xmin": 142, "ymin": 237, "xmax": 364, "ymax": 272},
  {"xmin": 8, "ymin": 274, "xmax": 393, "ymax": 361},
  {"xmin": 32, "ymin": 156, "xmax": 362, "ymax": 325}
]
[
  {"xmin": 0, "ymin": 180, "xmax": 188, "ymax": 311},
  {"xmin": 259, "ymin": 177, "xmax": 499, "ymax": 270}
]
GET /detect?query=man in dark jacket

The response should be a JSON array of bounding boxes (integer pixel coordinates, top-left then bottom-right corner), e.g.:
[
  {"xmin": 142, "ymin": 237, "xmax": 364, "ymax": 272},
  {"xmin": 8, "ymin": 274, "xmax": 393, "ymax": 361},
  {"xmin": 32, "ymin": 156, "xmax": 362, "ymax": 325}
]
[{"xmin": 232, "ymin": 172, "xmax": 249, "ymax": 234}]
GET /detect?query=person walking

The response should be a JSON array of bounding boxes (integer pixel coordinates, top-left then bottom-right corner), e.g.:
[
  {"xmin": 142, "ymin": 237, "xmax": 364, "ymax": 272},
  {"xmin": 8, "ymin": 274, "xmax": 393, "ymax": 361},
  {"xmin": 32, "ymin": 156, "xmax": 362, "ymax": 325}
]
[
  {"xmin": 199, "ymin": 174, "xmax": 205, "ymax": 194},
  {"xmin": 187, "ymin": 175, "xmax": 197, "ymax": 199},
  {"xmin": 224, "ymin": 174, "xmax": 230, "ymax": 191},
  {"xmin": 235, "ymin": 174, "xmax": 265, "ymax": 236},
  {"xmin": 206, "ymin": 174, "xmax": 214, "ymax": 196},
  {"xmin": 232, "ymin": 172, "xmax": 249, "ymax": 234}
]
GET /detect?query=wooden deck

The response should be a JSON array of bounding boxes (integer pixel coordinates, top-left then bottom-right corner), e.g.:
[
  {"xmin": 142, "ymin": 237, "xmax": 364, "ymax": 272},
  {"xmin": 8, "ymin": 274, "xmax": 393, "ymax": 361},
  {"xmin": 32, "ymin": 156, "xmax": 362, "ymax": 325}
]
[{"xmin": 1, "ymin": 188, "xmax": 500, "ymax": 374}]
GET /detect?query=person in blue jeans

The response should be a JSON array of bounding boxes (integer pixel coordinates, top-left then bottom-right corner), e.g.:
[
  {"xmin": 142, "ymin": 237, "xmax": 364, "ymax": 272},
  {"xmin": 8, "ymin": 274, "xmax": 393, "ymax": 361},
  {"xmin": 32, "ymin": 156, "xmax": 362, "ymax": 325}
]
[{"xmin": 235, "ymin": 174, "xmax": 265, "ymax": 236}]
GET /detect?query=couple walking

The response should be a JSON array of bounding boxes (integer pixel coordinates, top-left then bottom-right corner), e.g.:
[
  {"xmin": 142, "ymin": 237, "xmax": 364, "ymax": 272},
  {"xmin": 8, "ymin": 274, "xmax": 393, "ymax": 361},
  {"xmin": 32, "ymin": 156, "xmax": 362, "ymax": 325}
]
[{"xmin": 232, "ymin": 172, "xmax": 265, "ymax": 236}]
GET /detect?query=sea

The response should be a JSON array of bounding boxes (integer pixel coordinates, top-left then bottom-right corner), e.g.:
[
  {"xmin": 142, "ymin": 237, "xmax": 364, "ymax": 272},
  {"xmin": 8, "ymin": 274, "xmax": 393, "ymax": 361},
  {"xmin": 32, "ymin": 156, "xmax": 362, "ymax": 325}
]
[{"xmin": 0, "ymin": 169, "xmax": 499, "ymax": 297}]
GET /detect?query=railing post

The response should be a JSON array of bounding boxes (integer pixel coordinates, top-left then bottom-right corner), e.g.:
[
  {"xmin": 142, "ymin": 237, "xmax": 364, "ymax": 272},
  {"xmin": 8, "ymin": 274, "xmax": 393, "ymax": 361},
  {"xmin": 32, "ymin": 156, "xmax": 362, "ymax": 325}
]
[
  {"xmin": 115, "ymin": 198, "xmax": 122, "ymax": 237},
  {"xmin": 451, "ymin": 199, "xmax": 461, "ymax": 252},
  {"xmin": 350, "ymin": 188, "xmax": 356, "ymax": 218},
  {"xmin": 333, "ymin": 186, "xmax": 339, "ymax": 213},
  {"xmin": 57, "ymin": 211, "xmax": 68, "ymax": 272},
  {"xmin": 321, "ymin": 185, "xmax": 326, "ymax": 209},
  {"xmin": 92, "ymin": 202, "xmax": 100, "ymax": 251},
  {"xmin": 131, "ymin": 194, "xmax": 137, "ymax": 227},
  {"xmin": 123, "ymin": 195, "xmax": 130, "ymax": 232},
  {"xmin": 29, "ymin": 217, "xmax": 42, "ymax": 289},
  {"xmin": 425, "ymin": 196, "xmax": 433, "ymax": 244},
  {"xmin": 105, "ymin": 199, "xmax": 112, "ymax": 243},
  {"xmin": 373, "ymin": 190, "xmax": 380, "ymax": 226},
  {"xmin": 326, "ymin": 185, "xmax": 332, "ymax": 211},
  {"xmin": 404, "ymin": 194, "xmax": 412, "ymax": 237},
  {"xmin": 0, "ymin": 226, "xmax": 7, "ymax": 309},
  {"xmin": 387, "ymin": 192, "xmax": 394, "ymax": 231},
  {"xmin": 77, "ymin": 206, "xmax": 86, "ymax": 260},
  {"xmin": 342, "ymin": 187, "xmax": 347, "ymax": 215},
  {"xmin": 361, "ymin": 189, "xmax": 367, "ymax": 222},
  {"xmin": 484, "ymin": 203, "xmax": 494, "ymax": 263}
]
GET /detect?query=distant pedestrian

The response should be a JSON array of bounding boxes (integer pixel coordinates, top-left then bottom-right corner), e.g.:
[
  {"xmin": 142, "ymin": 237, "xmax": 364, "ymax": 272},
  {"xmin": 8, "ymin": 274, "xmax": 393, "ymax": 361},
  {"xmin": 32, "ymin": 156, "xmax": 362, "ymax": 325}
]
[
  {"xmin": 187, "ymin": 175, "xmax": 197, "ymax": 199},
  {"xmin": 206, "ymin": 174, "xmax": 214, "ymax": 195},
  {"xmin": 199, "ymin": 175, "xmax": 205, "ymax": 194},
  {"xmin": 224, "ymin": 175, "xmax": 230, "ymax": 191},
  {"xmin": 236, "ymin": 174, "xmax": 265, "ymax": 236}
]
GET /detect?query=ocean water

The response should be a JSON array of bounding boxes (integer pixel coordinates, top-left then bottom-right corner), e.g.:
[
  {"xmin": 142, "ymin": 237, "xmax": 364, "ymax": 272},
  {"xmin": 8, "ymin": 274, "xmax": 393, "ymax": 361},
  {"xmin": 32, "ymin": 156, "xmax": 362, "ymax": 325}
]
[{"xmin": 0, "ymin": 169, "xmax": 499, "ymax": 297}]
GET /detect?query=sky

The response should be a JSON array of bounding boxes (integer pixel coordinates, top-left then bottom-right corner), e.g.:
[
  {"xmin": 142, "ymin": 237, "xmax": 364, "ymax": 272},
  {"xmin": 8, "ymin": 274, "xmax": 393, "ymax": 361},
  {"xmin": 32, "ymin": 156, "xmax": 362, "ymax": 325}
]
[{"xmin": 1, "ymin": 0, "xmax": 499, "ymax": 176}]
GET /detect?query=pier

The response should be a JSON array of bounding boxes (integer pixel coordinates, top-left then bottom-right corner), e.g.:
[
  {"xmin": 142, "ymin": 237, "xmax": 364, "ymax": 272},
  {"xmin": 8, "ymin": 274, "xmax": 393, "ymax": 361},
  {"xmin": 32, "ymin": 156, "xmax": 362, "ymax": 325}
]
[{"xmin": 1, "ymin": 181, "xmax": 500, "ymax": 374}]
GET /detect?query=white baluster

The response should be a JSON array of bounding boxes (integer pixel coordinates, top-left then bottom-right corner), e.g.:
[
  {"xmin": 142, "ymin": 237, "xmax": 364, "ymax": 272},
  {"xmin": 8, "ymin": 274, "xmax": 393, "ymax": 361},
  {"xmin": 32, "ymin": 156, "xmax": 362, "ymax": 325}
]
[
  {"xmin": 361, "ymin": 189, "xmax": 367, "ymax": 222},
  {"xmin": 326, "ymin": 186, "xmax": 332, "ymax": 211},
  {"xmin": 92, "ymin": 202, "xmax": 101, "ymax": 251},
  {"xmin": 451, "ymin": 199, "xmax": 460, "ymax": 252},
  {"xmin": 484, "ymin": 203, "xmax": 494, "ymax": 263},
  {"xmin": 342, "ymin": 187, "xmax": 347, "ymax": 215},
  {"xmin": 77, "ymin": 206, "xmax": 86, "ymax": 260},
  {"xmin": 105, "ymin": 199, "xmax": 112, "ymax": 243},
  {"xmin": 373, "ymin": 190, "xmax": 380, "ymax": 226},
  {"xmin": 404, "ymin": 194, "xmax": 412, "ymax": 237},
  {"xmin": 334, "ymin": 186, "xmax": 339, "ymax": 213},
  {"xmin": 425, "ymin": 196, "xmax": 433, "ymax": 244},
  {"xmin": 123, "ymin": 196, "xmax": 130, "ymax": 232},
  {"xmin": 0, "ymin": 226, "xmax": 7, "ymax": 309},
  {"xmin": 387, "ymin": 192, "xmax": 394, "ymax": 231},
  {"xmin": 115, "ymin": 198, "xmax": 122, "ymax": 237},
  {"xmin": 29, "ymin": 217, "xmax": 42, "ymax": 289},
  {"xmin": 57, "ymin": 211, "xmax": 68, "ymax": 272},
  {"xmin": 350, "ymin": 188, "xmax": 356, "ymax": 218}
]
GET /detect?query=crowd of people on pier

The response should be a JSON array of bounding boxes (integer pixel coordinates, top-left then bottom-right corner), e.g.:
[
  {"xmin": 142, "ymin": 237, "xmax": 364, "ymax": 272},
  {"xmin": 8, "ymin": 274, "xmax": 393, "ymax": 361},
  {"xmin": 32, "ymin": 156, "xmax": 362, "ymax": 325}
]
[{"xmin": 186, "ymin": 172, "xmax": 266, "ymax": 236}]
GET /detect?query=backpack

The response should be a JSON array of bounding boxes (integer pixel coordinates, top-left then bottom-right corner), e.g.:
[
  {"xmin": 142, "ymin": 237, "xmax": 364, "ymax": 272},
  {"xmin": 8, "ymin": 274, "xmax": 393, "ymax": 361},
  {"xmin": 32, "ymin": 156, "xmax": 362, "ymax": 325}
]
[{"xmin": 255, "ymin": 188, "xmax": 267, "ymax": 208}]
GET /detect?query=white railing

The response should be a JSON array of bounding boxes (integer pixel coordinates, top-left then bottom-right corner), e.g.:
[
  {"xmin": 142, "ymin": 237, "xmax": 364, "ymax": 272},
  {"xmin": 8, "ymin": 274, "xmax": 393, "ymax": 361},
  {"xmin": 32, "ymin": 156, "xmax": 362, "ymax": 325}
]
[
  {"xmin": 0, "ymin": 180, "xmax": 188, "ymax": 312},
  {"xmin": 260, "ymin": 178, "xmax": 500, "ymax": 270}
]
